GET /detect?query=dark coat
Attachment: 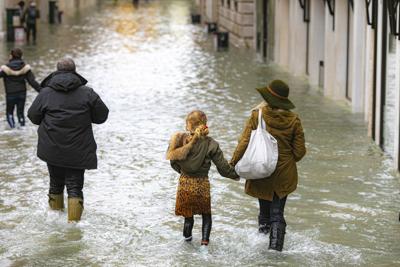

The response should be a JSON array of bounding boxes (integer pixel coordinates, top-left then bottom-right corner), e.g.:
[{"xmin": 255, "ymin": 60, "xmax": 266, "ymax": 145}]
[
  {"xmin": 28, "ymin": 71, "xmax": 109, "ymax": 170},
  {"xmin": 231, "ymin": 103, "xmax": 306, "ymax": 201},
  {"xmin": 0, "ymin": 59, "xmax": 41, "ymax": 95},
  {"xmin": 24, "ymin": 6, "xmax": 40, "ymax": 25}
]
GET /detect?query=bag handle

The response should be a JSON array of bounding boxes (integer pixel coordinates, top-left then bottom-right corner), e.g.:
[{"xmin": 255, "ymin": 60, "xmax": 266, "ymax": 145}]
[{"xmin": 257, "ymin": 108, "xmax": 265, "ymax": 130}]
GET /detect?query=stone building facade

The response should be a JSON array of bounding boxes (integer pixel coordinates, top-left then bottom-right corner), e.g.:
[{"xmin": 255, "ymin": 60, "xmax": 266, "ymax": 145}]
[
  {"xmin": 218, "ymin": 0, "xmax": 255, "ymax": 48},
  {"xmin": 196, "ymin": 0, "xmax": 400, "ymax": 170},
  {"xmin": 196, "ymin": 0, "xmax": 256, "ymax": 48}
]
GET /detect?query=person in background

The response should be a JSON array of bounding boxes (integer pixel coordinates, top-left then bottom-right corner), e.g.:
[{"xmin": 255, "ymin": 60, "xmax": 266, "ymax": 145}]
[
  {"xmin": 230, "ymin": 80, "xmax": 306, "ymax": 252},
  {"xmin": 167, "ymin": 110, "xmax": 239, "ymax": 246},
  {"xmin": 28, "ymin": 58, "xmax": 109, "ymax": 223},
  {"xmin": 17, "ymin": 1, "xmax": 26, "ymax": 24},
  {"xmin": 0, "ymin": 48, "xmax": 40, "ymax": 128},
  {"xmin": 24, "ymin": 1, "xmax": 40, "ymax": 43}
]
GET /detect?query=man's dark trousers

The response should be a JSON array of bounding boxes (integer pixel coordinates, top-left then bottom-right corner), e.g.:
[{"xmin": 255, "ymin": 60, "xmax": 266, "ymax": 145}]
[
  {"xmin": 26, "ymin": 23, "xmax": 37, "ymax": 42},
  {"xmin": 48, "ymin": 164, "xmax": 85, "ymax": 199}
]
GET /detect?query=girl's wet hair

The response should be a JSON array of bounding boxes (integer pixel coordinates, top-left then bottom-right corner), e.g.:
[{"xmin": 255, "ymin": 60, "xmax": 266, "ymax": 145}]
[
  {"xmin": 11, "ymin": 48, "xmax": 23, "ymax": 59},
  {"xmin": 186, "ymin": 110, "xmax": 208, "ymax": 135}
]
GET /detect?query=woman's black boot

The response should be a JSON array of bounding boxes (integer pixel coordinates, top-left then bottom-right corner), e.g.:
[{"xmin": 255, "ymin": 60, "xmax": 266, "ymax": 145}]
[
  {"xmin": 258, "ymin": 215, "xmax": 270, "ymax": 234},
  {"xmin": 183, "ymin": 217, "xmax": 194, "ymax": 241},
  {"xmin": 201, "ymin": 214, "xmax": 212, "ymax": 245},
  {"xmin": 268, "ymin": 222, "xmax": 286, "ymax": 251}
]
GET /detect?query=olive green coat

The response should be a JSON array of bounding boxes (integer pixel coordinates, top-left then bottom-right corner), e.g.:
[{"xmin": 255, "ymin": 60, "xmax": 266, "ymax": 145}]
[
  {"xmin": 231, "ymin": 103, "xmax": 306, "ymax": 201},
  {"xmin": 167, "ymin": 132, "xmax": 238, "ymax": 179}
]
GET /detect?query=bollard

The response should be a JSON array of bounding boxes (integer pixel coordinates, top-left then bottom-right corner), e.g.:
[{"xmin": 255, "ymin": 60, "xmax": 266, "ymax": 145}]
[
  {"xmin": 207, "ymin": 23, "xmax": 217, "ymax": 33},
  {"xmin": 49, "ymin": 1, "xmax": 57, "ymax": 24},
  {"xmin": 215, "ymin": 31, "xmax": 229, "ymax": 50},
  {"xmin": 191, "ymin": 14, "xmax": 201, "ymax": 24},
  {"xmin": 6, "ymin": 8, "xmax": 20, "ymax": 42},
  {"xmin": 318, "ymin": 61, "xmax": 324, "ymax": 87}
]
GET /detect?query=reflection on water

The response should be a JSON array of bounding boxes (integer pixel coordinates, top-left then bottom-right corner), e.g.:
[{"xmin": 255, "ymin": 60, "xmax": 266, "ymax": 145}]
[{"xmin": 0, "ymin": 0, "xmax": 399, "ymax": 266}]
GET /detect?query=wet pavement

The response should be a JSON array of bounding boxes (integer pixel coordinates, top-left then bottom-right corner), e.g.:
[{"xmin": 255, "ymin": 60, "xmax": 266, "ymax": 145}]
[{"xmin": 0, "ymin": 1, "xmax": 399, "ymax": 266}]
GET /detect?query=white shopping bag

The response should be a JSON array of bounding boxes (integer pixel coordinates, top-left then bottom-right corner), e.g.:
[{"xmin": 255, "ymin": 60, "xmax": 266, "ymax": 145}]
[{"xmin": 235, "ymin": 109, "xmax": 278, "ymax": 179}]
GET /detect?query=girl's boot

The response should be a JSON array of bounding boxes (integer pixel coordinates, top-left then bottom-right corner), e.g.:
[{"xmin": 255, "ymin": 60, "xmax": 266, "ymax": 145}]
[
  {"xmin": 48, "ymin": 194, "xmax": 64, "ymax": 210},
  {"xmin": 201, "ymin": 214, "xmax": 212, "ymax": 246},
  {"xmin": 68, "ymin": 198, "xmax": 84, "ymax": 222},
  {"xmin": 183, "ymin": 217, "xmax": 194, "ymax": 241},
  {"xmin": 258, "ymin": 215, "xmax": 270, "ymax": 234},
  {"xmin": 268, "ymin": 222, "xmax": 286, "ymax": 251}
]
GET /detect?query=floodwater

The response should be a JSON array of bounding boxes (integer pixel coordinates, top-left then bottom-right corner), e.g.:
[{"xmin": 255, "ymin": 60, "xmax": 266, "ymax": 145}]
[{"xmin": 0, "ymin": 1, "xmax": 399, "ymax": 266}]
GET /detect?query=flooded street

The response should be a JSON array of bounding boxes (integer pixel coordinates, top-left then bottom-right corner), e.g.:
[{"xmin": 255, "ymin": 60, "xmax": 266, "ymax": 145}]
[{"xmin": 0, "ymin": 1, "xmax": 400, "ymax": 266}]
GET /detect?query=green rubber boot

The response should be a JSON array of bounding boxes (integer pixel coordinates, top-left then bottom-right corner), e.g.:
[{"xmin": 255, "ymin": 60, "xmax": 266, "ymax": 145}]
[
  {"xmin": 68, "ymin": 198, "xmax": 84, "ymax": 222},
  {"xmin": 48, "ymin": 194, "xmax": 64, "ymax": 211}
]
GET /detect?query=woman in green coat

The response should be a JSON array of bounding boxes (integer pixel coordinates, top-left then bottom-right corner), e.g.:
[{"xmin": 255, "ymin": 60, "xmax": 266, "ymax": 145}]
[{"xmin": 231, "ymin": 80, "xmax": 306, "ymax": 251}]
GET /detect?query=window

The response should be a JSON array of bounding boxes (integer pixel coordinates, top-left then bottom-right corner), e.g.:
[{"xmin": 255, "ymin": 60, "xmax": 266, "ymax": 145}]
[
  {"xmin": 227, "ymin": 0, "xmax": 231, "ymax": 9},
  {"xmin": 221, "ymin": 0, "xmax": 224, "ymax": 7}
]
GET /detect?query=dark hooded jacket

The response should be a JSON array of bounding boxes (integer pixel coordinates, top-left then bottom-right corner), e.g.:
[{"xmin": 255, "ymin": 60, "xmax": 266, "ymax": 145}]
[
  {"xmin": 28, "ymin": 71, "xmax": 109, "ymax": 170},
  {"xmin": 0, "ymin": 59, "xmax": 41, "ymax": 95},
  {"xmin": 24, "ymin": 6, "xmax": 40, "ymax": 25}
]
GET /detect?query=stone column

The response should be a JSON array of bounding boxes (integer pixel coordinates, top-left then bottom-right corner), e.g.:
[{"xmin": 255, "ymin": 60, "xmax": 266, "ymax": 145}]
[
  {"xmin": 205, "ymin": 0, "xmax": 218, "ymax": 22},
  {"xmin": 38, "ymin": 0, "xmax": 49, "ymax": 23},
  {"xmin": 0, "ymin": 0, "xmax": 4, "ymax": 37},
  {"xmin": 308, "ymin": 0, "xmax": 325, "ymax": 86},
  {"xmin": 374, "ymin": 0, "xmax": 383, "ymax": 144},
  {"xmin": 350, "ymin": 1, "xmax": 367, "ymax": 113},
  {"xmin": 395, "ymin": 37, "xmax": 400, "ymax": 168},
  {"xmin": 274, "ymin": 0, "xmax": 289, "ymax": 67},
  {"xmin": 333, "ymin": 0, "xmax": 347, "ymax": 100},
  {"xmin": 288, "ymin": 1, "xmax": 307, "ymax": 76},
  {"xmin": 323, "ymin": 3, "xmax": 335, "ymax": 97},
  {"xmin": 364, "ymin": 26, "xmax": 375, "ymax": 134}
]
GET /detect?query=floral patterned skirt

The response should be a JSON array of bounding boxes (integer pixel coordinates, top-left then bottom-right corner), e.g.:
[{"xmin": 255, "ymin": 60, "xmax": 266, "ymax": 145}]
[{"xmin": 175, "ymin": 174, "xmax": 211, "ymax": 218}]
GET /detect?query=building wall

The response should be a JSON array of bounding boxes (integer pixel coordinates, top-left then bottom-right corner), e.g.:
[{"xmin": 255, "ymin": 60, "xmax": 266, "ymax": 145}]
[
  {"xmin": 218, "ymin": 0, "xmax": 255, "ymax": 48},
  {"xmin": 195, "ymin": 0, "xmax": 400, "ymax": 170}
]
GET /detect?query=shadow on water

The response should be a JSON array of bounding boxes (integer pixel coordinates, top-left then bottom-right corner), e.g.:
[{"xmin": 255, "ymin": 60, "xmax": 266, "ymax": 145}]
[{"xmin": 0, "ymin": 0, "xmax": 399, "ymax": 266}]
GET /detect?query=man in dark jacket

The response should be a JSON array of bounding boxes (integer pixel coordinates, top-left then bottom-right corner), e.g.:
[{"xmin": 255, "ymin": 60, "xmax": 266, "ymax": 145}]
[
  {"xmin": 0, "ymin": 48, "xmax": 40, "ymax": 128},
  {"xmin": 23, "ymin": 1, "xmax": 40, "ymax": 43},
  {"xmin": 28, "ymin": 58, "xmax": 109, "ymax": 222}
]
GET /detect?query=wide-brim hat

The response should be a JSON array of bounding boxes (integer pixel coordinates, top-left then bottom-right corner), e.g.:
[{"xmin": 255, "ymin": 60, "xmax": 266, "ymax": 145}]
[{"xmin": 256, "ymin": 80, "xmax": 295, "ymax": 110}]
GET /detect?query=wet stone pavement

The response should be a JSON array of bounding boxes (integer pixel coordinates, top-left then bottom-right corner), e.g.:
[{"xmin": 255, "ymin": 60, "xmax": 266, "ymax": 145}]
[{"xmin": 0, "ymin": 1, "xmax": 399, "ymax": 266}]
